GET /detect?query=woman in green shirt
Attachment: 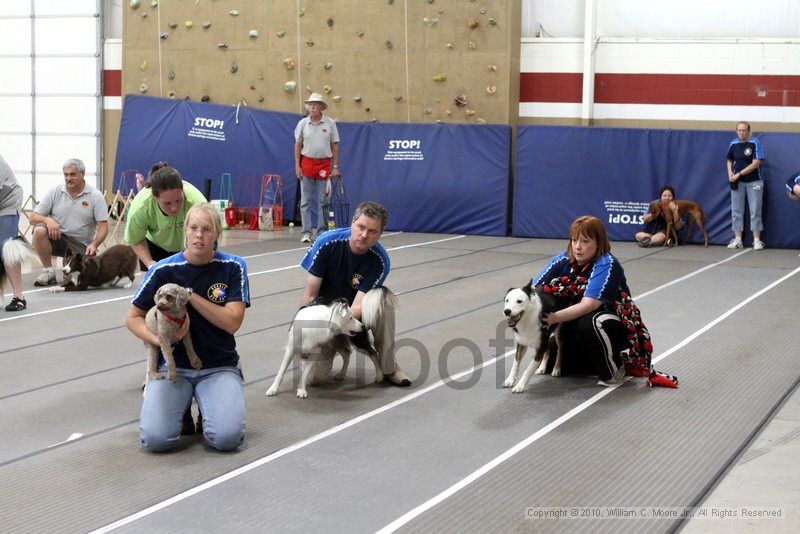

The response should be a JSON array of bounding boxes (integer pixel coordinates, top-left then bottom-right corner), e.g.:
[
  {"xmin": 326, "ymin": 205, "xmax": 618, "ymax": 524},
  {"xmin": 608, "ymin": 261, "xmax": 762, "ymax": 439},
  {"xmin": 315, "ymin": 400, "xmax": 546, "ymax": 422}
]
[{"xmin": 124, "ymin": 163, "xmax": 207, "ymax": 269}]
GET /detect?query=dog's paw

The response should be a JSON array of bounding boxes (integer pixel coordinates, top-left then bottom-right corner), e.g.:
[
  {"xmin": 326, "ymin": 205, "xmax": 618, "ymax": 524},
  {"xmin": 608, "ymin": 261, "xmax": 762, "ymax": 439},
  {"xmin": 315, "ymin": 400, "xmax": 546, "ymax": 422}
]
[
  {"xmin": 190, "ymin": 359, "xmax": 203, "ymax": 371},
  {"xmin": 48, "ymin": 286, "xmax": 66, "ymax": 293},
  {"xmin": 296, "ymin": 388, "xmax": 308, "ymax": 399},
  {"xmin": 374, "ymin": 372, "xmax": 384, "ymax": 383},
  {"xmin": 123, "ymin": 281, "xmax": 133, "ymax": 289},
  {"xmin": 265, "ymin": 386, "xmax": 279, "ymax": 396},
  {"xmin": 334, "ymin": 370, "xmax": 346, "ymax": 381},
  {"xmin": 502, "ymin": 377, "xmax": 515, "ymax": 388},
  {"xmin": 551, "ymin": 367, "xmax": 561, "ymax": 377},
  {"xmin": 511, "ymin": 384, "xmax": 526, "ymax": 394}
]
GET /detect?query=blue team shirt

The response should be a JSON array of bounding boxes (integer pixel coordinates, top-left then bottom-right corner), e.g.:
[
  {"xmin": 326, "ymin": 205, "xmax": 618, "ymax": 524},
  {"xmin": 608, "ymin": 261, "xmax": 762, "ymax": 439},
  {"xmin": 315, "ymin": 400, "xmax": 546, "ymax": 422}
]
[
  {"xmin": 727, "ymin": 136, "xmax": 765, "ymax": 182},
  {"xmin": 132, "ymin": 251, "xmax": 250, "ymax": 369},
  {"xmin": 532, "ymin": 251, "xmax": 630, "ymax": 309},
  {"xmin": 300, "ymin": 228, "xmax": 389, "ymax": 304}
]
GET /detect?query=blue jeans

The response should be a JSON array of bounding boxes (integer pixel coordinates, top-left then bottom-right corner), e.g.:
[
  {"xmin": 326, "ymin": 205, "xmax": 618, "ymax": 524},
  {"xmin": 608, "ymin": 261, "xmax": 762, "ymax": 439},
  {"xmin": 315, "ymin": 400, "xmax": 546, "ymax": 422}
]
[
  {"xmin": 0, "ymin": 213, "xmax": 20, "ymax": 265},
  {"xmin": 730, "ymin": 180, "xmax": 764, "ymax": 233},
  {"xmin": 140, "ymin": 366, "xmax": 245, "ymax": 452},
  {"xmin": 299, "ymin": 177, "xmax": 328, "ymax": 236}
]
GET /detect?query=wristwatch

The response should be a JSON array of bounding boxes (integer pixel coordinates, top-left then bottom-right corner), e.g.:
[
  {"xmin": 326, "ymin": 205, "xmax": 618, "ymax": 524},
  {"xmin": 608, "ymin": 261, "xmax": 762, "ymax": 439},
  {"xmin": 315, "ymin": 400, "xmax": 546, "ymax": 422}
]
[{"xmin": 186, "ymin": 287, "xmax": 193, "ymax": 296}]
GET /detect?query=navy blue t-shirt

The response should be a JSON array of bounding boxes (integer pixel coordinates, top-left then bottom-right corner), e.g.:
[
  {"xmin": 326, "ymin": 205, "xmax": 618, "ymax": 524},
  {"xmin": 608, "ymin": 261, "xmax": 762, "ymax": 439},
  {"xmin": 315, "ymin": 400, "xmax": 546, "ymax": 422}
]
[
  {"xmin": 727, "ymin": 136, "xmax": 765, "ymax": 182},
  {"xmin": 132, "ymin": 251, "xmax": 250, "ymax": 369},
  {"xmin": 300, "ymin": 228, "xmax": 389, "ymax": 304},
  {"xmin": 532, "ymin": 251, "xmax": 630, "ymax": 310}
]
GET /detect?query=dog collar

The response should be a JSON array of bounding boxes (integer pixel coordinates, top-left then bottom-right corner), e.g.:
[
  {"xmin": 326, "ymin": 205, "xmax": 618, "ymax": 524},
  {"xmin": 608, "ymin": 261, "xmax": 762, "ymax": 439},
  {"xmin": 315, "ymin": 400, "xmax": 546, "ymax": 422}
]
[{"xmin": 161, "ymin": 310, "xmax": 187, "ymax": 327}]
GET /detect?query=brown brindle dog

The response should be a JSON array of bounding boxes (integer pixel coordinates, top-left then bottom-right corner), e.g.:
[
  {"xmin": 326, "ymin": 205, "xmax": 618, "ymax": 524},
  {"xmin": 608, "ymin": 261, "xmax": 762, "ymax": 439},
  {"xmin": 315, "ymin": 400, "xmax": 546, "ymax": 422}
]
[{"xmin": 649, "ymin": 199, "xmax": 709, "ymax": 247}]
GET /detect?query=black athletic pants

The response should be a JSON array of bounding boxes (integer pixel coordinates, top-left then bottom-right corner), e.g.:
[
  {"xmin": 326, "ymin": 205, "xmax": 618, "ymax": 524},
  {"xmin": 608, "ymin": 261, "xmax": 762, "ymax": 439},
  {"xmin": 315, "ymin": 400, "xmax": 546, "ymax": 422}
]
[{"xmin": 557, "ymin": 310, "xmax": 627, "ymax": 381}]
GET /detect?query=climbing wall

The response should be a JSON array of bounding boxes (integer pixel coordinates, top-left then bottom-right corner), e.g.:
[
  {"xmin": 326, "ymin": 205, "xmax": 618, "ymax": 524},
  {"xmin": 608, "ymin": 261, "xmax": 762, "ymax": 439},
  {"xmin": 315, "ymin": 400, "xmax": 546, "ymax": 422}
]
[{"xmin": 122, "ymin": 0, "xmax": 520, "ymax": 125}]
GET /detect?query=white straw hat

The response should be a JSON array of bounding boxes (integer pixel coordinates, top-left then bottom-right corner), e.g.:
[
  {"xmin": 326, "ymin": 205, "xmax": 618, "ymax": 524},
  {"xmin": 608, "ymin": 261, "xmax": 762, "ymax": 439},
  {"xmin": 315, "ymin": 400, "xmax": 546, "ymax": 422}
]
[{"xmin": 304, "ymin": 92, "xmax": 327, "ymax": 110}]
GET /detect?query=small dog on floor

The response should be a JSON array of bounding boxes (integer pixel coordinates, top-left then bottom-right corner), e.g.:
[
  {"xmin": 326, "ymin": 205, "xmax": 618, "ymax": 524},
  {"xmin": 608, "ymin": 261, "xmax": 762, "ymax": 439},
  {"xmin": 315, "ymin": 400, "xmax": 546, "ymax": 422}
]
[
  {"xmin": 648, "ymin": 199, "xmax": 709, "ymax": 247},
  {"xmin": 145, "ymin": 283, "xmax": 202, "ymax": 382},
  {"xmin": 49, "ymin": 244, "xmax": 138, "ymax": 292},
  {"xmin": 502, "ymin": 281, "xmax": 570, "ymax": 393},
  {"xmin": 266, "ymin": 297, "xmax": 383, "ymax": 399}
]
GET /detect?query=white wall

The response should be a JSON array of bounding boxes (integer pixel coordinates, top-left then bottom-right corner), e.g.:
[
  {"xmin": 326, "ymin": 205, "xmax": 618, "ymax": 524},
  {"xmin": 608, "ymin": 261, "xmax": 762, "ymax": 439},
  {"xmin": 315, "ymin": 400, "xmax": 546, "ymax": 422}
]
[{"xmin": 522, "ymin": 0, "xmax": 800, "ymax": 38}]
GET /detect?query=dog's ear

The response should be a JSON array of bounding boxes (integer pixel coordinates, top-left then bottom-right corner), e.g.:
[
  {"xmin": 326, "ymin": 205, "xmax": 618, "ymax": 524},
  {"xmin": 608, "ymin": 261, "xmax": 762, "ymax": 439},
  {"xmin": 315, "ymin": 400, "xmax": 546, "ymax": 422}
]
[{"xmin": 522, "ymin": 281, "xmax": 533, "ymax": 296}]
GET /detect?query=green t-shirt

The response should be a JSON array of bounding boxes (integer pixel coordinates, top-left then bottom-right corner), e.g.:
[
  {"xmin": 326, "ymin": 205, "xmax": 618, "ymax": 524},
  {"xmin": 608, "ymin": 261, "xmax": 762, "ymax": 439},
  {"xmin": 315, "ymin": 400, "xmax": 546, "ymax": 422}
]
[{"xmin": 124, "ymin": 181, "xmax": 207, "ymax": 252}]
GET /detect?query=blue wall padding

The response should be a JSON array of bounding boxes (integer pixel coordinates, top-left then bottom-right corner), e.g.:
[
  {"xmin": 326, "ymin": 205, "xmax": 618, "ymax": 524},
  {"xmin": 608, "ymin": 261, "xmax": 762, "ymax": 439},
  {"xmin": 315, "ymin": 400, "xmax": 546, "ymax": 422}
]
[
  {"xmin": 514, "ymin": 125, "xmax": 800, "ymax": 249},
  {"xmin": 114, "ymin": 95, "xmax": 511, "ymax": 235}
]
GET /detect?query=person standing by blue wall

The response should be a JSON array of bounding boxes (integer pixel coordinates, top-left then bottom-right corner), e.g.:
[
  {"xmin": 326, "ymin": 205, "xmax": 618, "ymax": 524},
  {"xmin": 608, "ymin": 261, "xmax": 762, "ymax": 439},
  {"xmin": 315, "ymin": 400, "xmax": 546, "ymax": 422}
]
[
  {"xmin": 294, "ymin": 93, "xmax": 340, "ymax": 244},
  {"xmin": 726, "ymin": 121, "xmax": 765, "ymax": 250}
]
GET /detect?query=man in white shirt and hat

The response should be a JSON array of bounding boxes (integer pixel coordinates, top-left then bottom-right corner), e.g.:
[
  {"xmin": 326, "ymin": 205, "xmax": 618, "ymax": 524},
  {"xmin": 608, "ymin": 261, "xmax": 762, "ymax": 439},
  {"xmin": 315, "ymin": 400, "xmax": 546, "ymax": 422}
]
[{"xmin": 294, "ymin": 92, "xmax": 340, "ymax": 243}]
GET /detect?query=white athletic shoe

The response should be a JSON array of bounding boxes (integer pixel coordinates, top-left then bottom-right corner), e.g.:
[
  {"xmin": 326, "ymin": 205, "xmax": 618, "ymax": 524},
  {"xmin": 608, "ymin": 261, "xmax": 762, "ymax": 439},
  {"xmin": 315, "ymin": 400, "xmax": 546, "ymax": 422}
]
[
  {"xmin": 753, "ymin": 238, "xmax": 765, "ymax": 251},
  {"xmin": 727, "ymin": 238, "xmax": 743, "ymax": 249}
]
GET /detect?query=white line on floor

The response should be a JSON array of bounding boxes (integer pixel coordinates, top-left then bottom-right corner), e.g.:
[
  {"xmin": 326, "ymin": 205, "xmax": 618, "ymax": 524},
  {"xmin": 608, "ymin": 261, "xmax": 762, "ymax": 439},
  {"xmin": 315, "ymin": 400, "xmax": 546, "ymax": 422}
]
[
  {"xmin": 0, "ymin": 235, "xmax": 466, "ymax": 323},
  {"xmin": 88, "ymin": 350, "xmax": 512, "ymax": 534},
  {"xmin": 89, "ymin": 244, "xmax": 758, "ymax": 532},
  {"xmin": 47, "ymin": 433, "xmax": 83, "ymax": 448},
  {"xmin": 636, "ymin": 249, "xmax": 750, "ymax": 300},
  {"xmin": 375, "ymin": 265, "xmax": 800, "ymax": 533}
]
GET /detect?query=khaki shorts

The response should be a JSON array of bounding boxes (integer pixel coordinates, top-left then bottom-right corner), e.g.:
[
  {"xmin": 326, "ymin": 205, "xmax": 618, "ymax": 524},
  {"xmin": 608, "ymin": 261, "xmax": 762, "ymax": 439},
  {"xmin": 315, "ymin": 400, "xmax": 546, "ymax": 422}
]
[{"xmin": 34, "ymin": 223, "xmax": 87, "ymax": 256}]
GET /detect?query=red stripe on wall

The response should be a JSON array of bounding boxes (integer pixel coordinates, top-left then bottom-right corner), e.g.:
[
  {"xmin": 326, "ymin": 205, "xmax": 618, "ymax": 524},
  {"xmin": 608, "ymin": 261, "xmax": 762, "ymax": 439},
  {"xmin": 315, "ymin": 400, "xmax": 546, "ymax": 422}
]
[
  {"xmin": 520, "ymin": 72, "xmax": 583, "ymax": 103},
  {"xmin": 521, "ymin": 73, "xmax": 800, "ymax": 106},
  {"xmin": 103, "ymin": 69, "xmax": 121, "ymax": 97}
]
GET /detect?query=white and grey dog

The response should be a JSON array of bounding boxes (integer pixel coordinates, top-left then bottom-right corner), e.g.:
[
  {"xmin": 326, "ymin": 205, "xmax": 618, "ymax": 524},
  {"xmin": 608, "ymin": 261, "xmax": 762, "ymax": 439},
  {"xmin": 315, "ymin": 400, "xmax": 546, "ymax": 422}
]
[
  {"xmin": 1, "ymin": 237, "xmax": 40, "ymax": 305},
  {"xmin": 145, "ymin": 283, "xmax": 202, "ymax": 382},
  {"xmin": 502, "ymin": 282, "xmax": 569, "ymax": 393},
  {"xmin": 266, "ymin": 294, "xmax": 385, "ymax": 399}
]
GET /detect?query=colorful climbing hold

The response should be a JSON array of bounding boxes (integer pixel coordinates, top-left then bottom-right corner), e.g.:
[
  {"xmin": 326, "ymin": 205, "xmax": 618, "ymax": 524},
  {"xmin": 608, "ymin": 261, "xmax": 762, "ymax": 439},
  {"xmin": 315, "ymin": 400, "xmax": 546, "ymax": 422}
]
[
  {"xmin": 218, "ymin": 42, "xmax": 229, "ymax": 48},
  {"xmin": 229, "ymin": 10, "xmax": 239, "ymax": 16},
  {"xmin": 486, "ymin": 84, "xmax": 497, "ymax": 95},
  {"xmin": 202, "ymin": 21, "xmax": 211, "ymax": 29},
  {"xmin": 167, "ymin": 70, "xmax": 175, "ymax": 80},
  {"xmin": 327, "ymin": 18, "xmax": 334, "ymax": 28},
  {"xmin": 488, "ymin": 64, "xmax": 498, "ymax": 71},
  {"xmin": 277, "ymin": 30, "xmax": 286, "ymax": 38},
  {"xmin": 230, "ymin": 62, "xmax": 238, "ymax": 74},
  {"xmin": 167, "ymin": 21, "xmax": 177, "ymax": 29},
  {"xmin": 139, "ymin": 59, "xmax": 148, "ymax": 70},
  {"xmin": 130, "ymin": 0, "xmax": 140, "ymax": 9},
  {"xmin": 249, "ymin": 29, "xmax": 259, "ymax": 38},
  {"xmin": 433, "ymin": 73, "xmax": 447, "ymax": 82},
  {"xmin": 333, "ymin": 95, "xmax": 342, "ymax": 103},
  {"xmin": 468, "ymin": 17, "xmax": 479, "ymax": 29},
  {"xmin": 283, "ymin": 57, "xmax": 296, "ymax": 70},
  {"xmin": 465, "ymin": 109, "xmax": 475, "ymax": 116},
  {"xmin": 323, "ymin": 85, "xmax": 332, "ymax": 95},
  {"xmin": 139, "ymin": 82, "xmax": 148, "ymax": 93},
  {"xmin": 354, "ymin": 95, "xmax": 362, "ymax": 102},
  {"xmin": 385, "ymin": 40, "xmax": 393, "ymax": 49},
  {"xmin": 284, "ymin": 81, "xmax": 297, "ymax": 93},
  {"xmin": 184, "ymin": 20, "xmax": 193, "ymax": 28},
  {"xmin": 324, "ymin": 62, "xmax": 333, "ymax": 71},
  {"xmin": 454, "ymin": 94, "xmax": 468, "ymax": 107}
]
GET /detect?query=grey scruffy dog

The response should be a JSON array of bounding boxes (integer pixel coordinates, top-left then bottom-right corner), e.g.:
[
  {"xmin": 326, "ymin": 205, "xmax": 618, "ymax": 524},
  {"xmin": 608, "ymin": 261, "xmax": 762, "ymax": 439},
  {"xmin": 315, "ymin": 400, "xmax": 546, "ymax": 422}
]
[{"xmin": 145, "ymin": 283, "xmax": 202, "ymax": 382}]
